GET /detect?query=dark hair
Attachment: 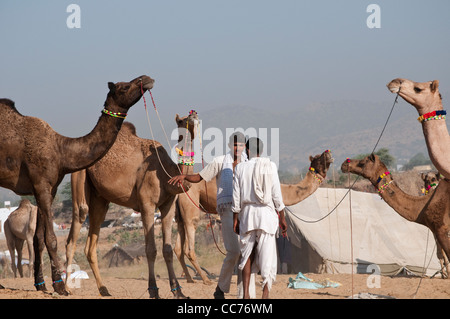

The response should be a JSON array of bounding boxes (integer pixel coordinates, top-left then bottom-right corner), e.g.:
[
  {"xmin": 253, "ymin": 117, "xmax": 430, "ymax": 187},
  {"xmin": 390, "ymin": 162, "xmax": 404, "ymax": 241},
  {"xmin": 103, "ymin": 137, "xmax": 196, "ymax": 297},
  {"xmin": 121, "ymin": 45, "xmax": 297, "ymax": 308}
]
[
  {"xmin": 246, "ymin": 137, "xmax": 263, "ymax": 156},
  {"xmin": 229, "ymin": 132, "xmax": 246, "ymax": 145}
]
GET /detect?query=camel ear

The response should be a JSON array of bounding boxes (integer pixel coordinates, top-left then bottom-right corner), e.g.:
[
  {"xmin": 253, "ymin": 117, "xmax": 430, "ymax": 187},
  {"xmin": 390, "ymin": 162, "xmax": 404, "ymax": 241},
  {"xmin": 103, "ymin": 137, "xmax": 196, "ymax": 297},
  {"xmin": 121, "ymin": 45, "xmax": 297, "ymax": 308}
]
[
  {"xmin": 431, "ymin": 80, "xmax": 439, "ymax": 92},
  {"xmin": 436, "ymin": 172, "xmax": 441, "ymax": 181},
  {"xmin": 108, "ymin": 82, "xmax": 116, "ymax": 94},
  {"xmin": 420, "ymin": 172, "xmax": 426, "ymax": 181},
  {"xmin": 369, "ymin": 153, "xmax": 376, "ymax": 162},
  {"xmin": 309, "ymin": 155, "xmax": 314, "ymax": 162},
  {"xmin": 175, "ymin": 114, "xmax": 182, "ymax": 124}
]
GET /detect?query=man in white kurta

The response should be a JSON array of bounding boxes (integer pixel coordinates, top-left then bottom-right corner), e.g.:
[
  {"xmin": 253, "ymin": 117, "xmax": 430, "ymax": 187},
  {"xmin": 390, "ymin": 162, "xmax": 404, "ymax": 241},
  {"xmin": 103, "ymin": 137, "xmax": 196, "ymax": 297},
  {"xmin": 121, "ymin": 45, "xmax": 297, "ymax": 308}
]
[
  {"xmin": 168, "ymin": 131, "xmax": 256, "ymax": 299},
  {"xmin": 232, "ymin": 137, "xmax": 287, "ymax": 299}
]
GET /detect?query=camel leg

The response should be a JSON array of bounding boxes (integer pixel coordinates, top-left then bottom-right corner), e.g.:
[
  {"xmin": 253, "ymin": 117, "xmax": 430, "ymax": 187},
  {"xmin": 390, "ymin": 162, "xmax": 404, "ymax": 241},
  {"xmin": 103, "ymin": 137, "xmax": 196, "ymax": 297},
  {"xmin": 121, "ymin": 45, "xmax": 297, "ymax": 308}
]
[
  {"xmin": 184, "ymin": 215, "xmax": 212, "ymax": 285},
  {"xmin": 159, "ymin": 197, "xmax": 188, "ymax": 299},
  {"xmin": 25, "ymin": 237, "xmax": 34, "ymax": 278},
  {"xmin": 140, "ymin": 202, "xmax": 159, "ymax": 298},
  {"xmin": 5, "ymin": 223, "xmax": 17, "ymax": 278},
  {"xmin": 33, "ymin": 207, "xmax": 47, "ymax": 292},
  {"xmin": 15, "ymin": 239, "xmax": 24, "ymax": 278},
  {"xmin": 443, "ymin": 248, "xmax": 450, "ymax": 279},
  {"xmin": 435, "ymin": 226, "xmax": 450, "ymax": 279},
  {"xmin": 435, "ymin": 240, "xmax": 448, "ymax": 279},
  {"xmin": 174, "ymin": 203, "xmax": 195, "ymax": 283},
  {"xmin": 66, "ymin": 170, "xmax": 90, "ymax": 292},
  {"xmin": 84, "ymin": 194, "xmax": 110, "ymax": 296},
  {"xmin": 65, "ymin": 204, "xmax": 88, "ymax": 292},
  {"xmin": 33, "ymin": 187, "xmax": 68, "ymax": 295}
]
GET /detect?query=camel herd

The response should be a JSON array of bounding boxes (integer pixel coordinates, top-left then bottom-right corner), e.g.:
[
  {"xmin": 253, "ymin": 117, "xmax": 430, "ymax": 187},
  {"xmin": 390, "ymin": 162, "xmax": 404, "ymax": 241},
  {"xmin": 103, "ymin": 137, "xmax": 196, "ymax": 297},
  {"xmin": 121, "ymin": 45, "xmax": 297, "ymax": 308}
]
[{"xmin": 0, "ymin": 76, "xmax": 449, "ymax": 298}]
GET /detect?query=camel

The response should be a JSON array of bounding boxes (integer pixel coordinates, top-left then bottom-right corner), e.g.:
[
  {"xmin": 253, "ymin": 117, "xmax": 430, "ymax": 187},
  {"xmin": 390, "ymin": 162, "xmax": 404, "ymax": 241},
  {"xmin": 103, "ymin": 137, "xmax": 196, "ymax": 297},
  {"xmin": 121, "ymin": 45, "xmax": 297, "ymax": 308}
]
[
  {"xmin": 0, "ymin": 75, "xmax": 153, "ymax": 295},
  {"xmin": 387, "ymin": 78, "xmax": 450, "ymax": 180},
  {"xmin": 422, "ymin": 171, "xmax": 441, "ymax": 195},
  {"xmin": 4, "ymin": 199, "xmax": 37, "ymax": 278},
  {"xmin": 66, "ymin": 112, "xmax": 198, "ymax": 298},
  {"xmin": 175, "ymin": 150, "xmax": 334, "ymax": 284},
  {"xmin": 420, "ymin": 171, "xmax": 448, "ymax": 277},
  {"xmin": 341, "ymin": 154, "xmax": 450, "ymax": 278}
]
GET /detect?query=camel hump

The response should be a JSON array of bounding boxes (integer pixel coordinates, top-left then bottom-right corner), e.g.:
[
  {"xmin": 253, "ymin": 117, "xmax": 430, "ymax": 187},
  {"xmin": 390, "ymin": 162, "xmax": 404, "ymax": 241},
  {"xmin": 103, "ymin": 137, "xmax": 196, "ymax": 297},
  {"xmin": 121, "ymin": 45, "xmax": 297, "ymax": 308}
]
[
  {"xmin": 121, "ymin": 122, "xmax": 137, "ymax": 136},
  {"xmin": 18, "ymin": 199, "xmax": 32, "ymax": 208},
  {"xmin": 0, "ymin": 98, "xmax": 21, "ymax": 115}
]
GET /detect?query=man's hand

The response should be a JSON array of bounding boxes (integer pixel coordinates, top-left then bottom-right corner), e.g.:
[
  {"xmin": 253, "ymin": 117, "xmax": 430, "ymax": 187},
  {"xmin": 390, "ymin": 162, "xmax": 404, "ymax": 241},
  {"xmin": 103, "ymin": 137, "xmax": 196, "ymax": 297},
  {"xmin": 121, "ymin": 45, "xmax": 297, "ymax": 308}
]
[
  {"xmin": 278, "ymin": 210, "xmax": 288, "ymax": 238},
  {"xmin": 168, "ymin": 174, "xmax": 186, "ymax": 186},
  {"xmin": 233, "ymin": 213, "xmax": 240, "ymax": 235}
]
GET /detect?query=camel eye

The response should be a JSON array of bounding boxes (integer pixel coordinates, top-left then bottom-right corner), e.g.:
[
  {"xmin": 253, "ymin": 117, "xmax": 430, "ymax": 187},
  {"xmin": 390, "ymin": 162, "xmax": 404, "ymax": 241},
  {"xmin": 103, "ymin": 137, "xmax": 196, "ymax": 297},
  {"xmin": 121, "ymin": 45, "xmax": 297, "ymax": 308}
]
[{"xmin": 414, "ymin": 87, "xmax": 423, "ymax": 93}]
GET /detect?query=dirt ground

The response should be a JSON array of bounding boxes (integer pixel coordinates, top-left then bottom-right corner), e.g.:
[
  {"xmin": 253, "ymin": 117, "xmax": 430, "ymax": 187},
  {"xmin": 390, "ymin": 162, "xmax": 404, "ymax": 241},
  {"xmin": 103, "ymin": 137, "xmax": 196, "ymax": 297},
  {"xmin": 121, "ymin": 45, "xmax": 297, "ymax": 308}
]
[
  {"xmin": 0, "ymin": 271, "xmax": 449, "ymax": 300},
  {"xmin": 0, "ymin": 223, "xmax": 448, "ymax": 302}
]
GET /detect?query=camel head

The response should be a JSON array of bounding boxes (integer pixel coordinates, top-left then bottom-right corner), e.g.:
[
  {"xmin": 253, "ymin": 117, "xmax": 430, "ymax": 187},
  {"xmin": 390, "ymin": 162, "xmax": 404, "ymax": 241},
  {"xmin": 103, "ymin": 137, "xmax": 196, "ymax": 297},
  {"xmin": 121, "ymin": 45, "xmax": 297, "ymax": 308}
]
[
  {"xmin": 175, "ymin": 110, "xmax": 199, "ymax": 146},
  {"xmin": 105, "ymin": 75, "xmax": 155, "ymax": 112},
  {"xmin": 341, "ymin": 154, "xmax": 390, "ymax": 185},
  {"xmin": 421, "ymin": 171, "xmax": 440, "ymax": 193},
  {"xmin": 309, "ymin": 150, "xmax": 334, "ymax": 178},
  {"xmin": 387, "ymin": 78, "xmax": 442, "ymax": 113}
]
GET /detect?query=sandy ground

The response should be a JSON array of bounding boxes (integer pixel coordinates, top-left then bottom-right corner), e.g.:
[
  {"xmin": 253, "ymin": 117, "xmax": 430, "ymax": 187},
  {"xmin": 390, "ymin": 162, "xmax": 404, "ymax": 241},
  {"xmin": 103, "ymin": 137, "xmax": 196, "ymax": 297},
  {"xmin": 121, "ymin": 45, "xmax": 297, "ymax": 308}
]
[{"xmin": 0, "ymin": 271, "xmax": 448, "ymax": 300}]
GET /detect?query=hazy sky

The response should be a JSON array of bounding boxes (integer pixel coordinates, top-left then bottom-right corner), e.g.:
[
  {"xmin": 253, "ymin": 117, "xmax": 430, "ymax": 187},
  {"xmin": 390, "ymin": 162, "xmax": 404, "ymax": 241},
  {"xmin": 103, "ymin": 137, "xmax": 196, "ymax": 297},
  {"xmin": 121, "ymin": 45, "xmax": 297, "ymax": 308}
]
[{"xmin": 1, "ymin": 0, "xmax": 450, "ymax": 144}]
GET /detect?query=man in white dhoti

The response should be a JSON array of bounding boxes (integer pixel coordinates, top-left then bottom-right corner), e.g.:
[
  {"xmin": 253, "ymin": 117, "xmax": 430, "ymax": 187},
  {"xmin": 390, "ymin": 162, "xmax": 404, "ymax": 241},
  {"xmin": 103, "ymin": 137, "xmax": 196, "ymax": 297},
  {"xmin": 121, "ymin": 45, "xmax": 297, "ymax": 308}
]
[
  {"xmin": 168, "ymin": 131, "xmax": 256, "ymax": 299},
  {"xmin": 232, "ymin": 137, "xmax": 287, "ymax": 299}
]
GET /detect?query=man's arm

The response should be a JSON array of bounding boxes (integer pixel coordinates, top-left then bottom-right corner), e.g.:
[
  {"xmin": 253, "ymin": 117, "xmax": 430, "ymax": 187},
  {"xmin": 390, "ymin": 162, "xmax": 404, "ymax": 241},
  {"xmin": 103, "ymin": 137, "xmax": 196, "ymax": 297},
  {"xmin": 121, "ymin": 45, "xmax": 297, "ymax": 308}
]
[
  {"xmin": 271, "ymin": 162, "xmax": 288, "ymax": 236},
  {"xmin": 168, "ymin": 173, "xmax": 203, "ymax": 186},
  {"xmin": 232, "ymin": 167, "xmax": 241, "ymax": 234},
  {"xmin": 278, "ymin": 209, "xmax": 288, "ymax": 237},
  {"xmin": 270, "ymin": 162, "xmax": 285, "ymax": 212},
  {"xmin": 168, "ymin": 157, "xmax": 222, "ymax": 186}
]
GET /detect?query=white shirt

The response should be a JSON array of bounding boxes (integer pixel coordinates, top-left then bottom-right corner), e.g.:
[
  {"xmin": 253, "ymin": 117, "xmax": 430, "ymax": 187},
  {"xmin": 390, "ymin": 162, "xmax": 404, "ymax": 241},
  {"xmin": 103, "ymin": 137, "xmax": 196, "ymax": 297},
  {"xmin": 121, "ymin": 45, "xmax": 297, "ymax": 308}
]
[
  {"xmin": 199, "ymin": 153, "xmax": 247, "ymax": 207},
  {"xmin": 231, "ymin": 157, "xmax": 285, "ymax": 235}
]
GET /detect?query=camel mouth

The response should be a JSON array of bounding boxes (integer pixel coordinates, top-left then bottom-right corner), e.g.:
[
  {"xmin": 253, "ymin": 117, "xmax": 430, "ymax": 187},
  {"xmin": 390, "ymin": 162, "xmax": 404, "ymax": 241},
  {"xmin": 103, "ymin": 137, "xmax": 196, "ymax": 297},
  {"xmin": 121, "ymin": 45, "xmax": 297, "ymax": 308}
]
[
  {"xmin": 135, "ymin": 76, "xmax": 155, "ymax": 91},
  {"xmin": 388, "ymin": 86, "xmax": 400, "ymax": 94},
  {"xmin": 387, "ymin": 79, "xmax": 403, "ymax": 94},
  {"xmin": 142, "ymin": 80, "xmax": 155, "ymax": 90}
]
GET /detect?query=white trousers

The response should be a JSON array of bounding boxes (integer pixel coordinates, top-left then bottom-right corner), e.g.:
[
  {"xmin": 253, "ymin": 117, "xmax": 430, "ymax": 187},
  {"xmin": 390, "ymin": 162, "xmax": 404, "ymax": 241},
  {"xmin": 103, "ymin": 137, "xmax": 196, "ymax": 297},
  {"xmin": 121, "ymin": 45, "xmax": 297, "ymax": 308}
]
[
  {"xmin": 238, "ymin": 229, "xmax": 277, "ymax": 291},
  {"xmin": 218, "ymin": 209, "xmax": 255, "ymax": 298}
]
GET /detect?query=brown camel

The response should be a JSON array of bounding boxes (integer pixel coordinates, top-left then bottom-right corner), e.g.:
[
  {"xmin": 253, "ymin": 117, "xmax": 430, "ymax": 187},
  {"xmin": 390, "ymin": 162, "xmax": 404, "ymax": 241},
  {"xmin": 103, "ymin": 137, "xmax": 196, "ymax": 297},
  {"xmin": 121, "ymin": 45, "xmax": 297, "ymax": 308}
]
[
  {"xmin": 341, "ymin": 154, "xmax": 450, "ymax": 278},
  {"xmin": 422, "ymin": 171, "xmax": 441, "ymax": 195},
  {"xmin": 420, "ymin": 171, "xmax": 448, "ymax": 278},
  {"xmin": 66, "ymin": 112, "xmax": 198, "ymax": 298},
  {"xmin": 4, "ymin": 199, "xmax": 37, "ymax": 278},
  {"xmin": 175, "ymin": 150, "xmax": 334, "ymax": 284},
  {"xmin": 387, "ymin": 78, "xmax": 450, "ymax": 180},
  {"xmin": 0, "ymin": 75, "xmax": 153, "ymax": 294}
]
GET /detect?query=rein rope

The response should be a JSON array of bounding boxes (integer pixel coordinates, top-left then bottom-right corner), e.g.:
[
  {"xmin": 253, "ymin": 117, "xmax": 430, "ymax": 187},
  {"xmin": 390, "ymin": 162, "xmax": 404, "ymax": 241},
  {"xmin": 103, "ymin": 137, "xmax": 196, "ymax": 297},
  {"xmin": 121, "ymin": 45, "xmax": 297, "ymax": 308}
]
[
  {"xmin": 140, "ymin": 83, "xmax": 226, "ymax": 255},
  {"xmin": 286, "ymin": 91, "xmax": 400, "ymax": 224}
]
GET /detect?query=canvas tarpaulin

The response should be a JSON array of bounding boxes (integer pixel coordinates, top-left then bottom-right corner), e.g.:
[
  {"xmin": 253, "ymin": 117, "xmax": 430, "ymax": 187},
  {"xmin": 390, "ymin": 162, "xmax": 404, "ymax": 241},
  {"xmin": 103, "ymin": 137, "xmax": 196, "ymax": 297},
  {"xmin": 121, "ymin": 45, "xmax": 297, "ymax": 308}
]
[{"xmin": 285, "ymin": 188, "xmax": 441, "ymax": 277}]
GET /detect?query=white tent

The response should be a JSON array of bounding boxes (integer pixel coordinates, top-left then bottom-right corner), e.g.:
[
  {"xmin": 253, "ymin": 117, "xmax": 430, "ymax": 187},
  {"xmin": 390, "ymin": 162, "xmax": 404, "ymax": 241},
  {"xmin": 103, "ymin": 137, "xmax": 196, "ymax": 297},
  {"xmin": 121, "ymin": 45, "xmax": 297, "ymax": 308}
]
[
  {"xmin": 285, "ymin": 188, "xmax": 441, "ymax": 277},
  {"xmin": 0, "ymin": 206, "xmax": 18, "ymax": 234}
]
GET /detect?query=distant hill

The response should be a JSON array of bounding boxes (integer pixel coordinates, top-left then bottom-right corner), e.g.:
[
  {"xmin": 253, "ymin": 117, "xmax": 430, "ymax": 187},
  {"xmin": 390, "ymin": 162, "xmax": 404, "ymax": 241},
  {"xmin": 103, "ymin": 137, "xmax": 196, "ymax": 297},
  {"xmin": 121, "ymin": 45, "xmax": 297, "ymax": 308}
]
[
  {"xmin": 198, "ymin": 99, "xmax": 445, "ymax": 172},
  {"xmin": 0, "ymin": 99, "xmax": 444, "ymax": 202}
]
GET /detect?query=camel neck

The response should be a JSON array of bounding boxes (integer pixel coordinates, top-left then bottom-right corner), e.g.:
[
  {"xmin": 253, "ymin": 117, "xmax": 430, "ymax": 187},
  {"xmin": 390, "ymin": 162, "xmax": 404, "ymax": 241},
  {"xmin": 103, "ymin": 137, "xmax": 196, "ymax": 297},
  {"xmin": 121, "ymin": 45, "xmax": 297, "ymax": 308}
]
[
  {"xmin": 375, "ymin": 177, "xmax": 429, "ymax": 223},
  {"xmin": 420, "ymin": 114, "xmax": 450, "ymax": 178},
  {"xmin": 280, "ymin": 171, "xmax": 321, "ymax": 206},
  {"xmin": 59, "ymin": 111, "xmax": 124, "ymax": 173}
]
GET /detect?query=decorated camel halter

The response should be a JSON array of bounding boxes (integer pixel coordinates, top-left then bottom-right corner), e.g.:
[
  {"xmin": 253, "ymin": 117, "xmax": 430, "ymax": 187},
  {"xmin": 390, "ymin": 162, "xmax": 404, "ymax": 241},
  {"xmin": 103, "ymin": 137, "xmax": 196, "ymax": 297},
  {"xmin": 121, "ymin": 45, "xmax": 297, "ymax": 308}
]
[
  {"xmin": 309, "ymin": 149, "xmax": 331, "ymax": 184},
  {"xmin": 177, "ymin": 110, "xmax": 197, "ymax": 167},
  {"xmin": 102, "ymin": 108, "xmax": 127, "ymax": 119},
  {"xmin": 309, "ymin": 167, "xmax": 323, "ymax": 184},
  {"xmin": 425, "ymin": 183, "xmax": 437, "ymax": 195},
  {"xmin": 417, "ymin": 110, "xmax": 446, "ymax": 123},
  {"xmin": 376, "ymin": 171, "xmax": 393, "ymax": 194}
]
